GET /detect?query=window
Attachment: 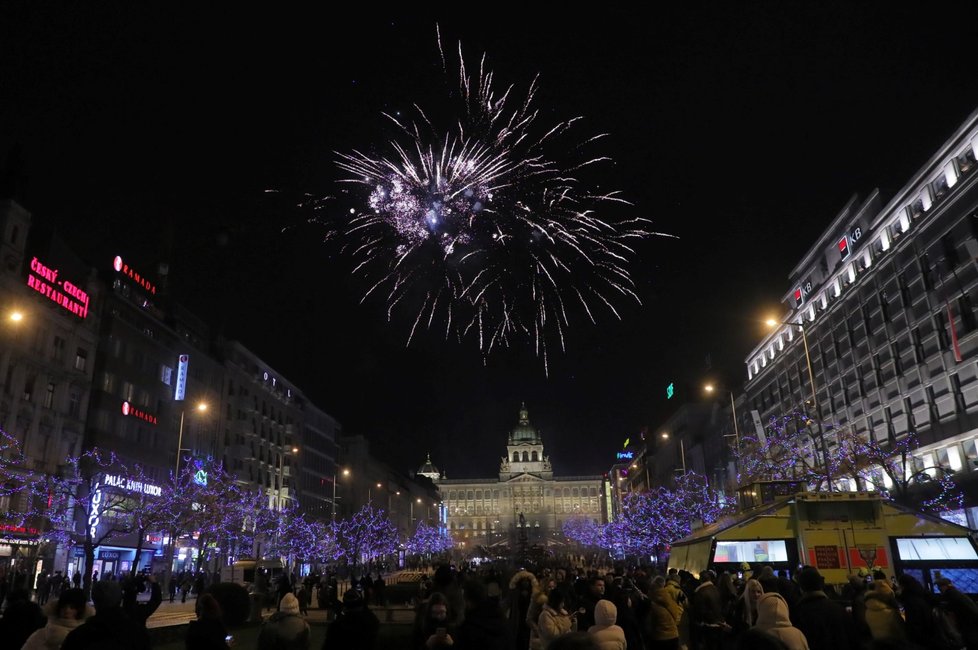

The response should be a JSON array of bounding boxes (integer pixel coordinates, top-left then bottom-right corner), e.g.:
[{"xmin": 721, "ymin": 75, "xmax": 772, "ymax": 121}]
[
  {"xmin": 74, "ymin": 348, "xmax": 88, "ymax": 372},
  {"xmin": 44, "ymin": 382, "xmax": 55, "ymax": 409},
  {"xmin": 960, "ymin": 295, "xmax": 977, "ymax": 334},
  {"xmin": 101, "ymin": 372, "xmax": 115, "ymax": 394},
  {"xmin": 23, "ymin": 375, "xmax": 35, "ymax": 402},
  {"xmin": 68, "ymin": 391, "xmax": 81, "ymax": 418},
  {"xmin": 53, "ymin": 336, "xmax": 66, "ymax": 362},
  {"xmin": 121, "ymin": 381, "xmax": 135, "ymax": 402}
]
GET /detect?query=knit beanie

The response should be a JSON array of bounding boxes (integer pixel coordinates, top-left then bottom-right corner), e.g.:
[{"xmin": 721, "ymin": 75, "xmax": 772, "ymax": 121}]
[{"xmin": 280, "ymin": 592, "xmax": 300, "ymax": 614}]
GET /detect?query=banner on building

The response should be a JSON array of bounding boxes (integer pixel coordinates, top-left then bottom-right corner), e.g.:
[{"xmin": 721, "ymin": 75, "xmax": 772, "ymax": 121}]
[{"xmin": 751, "ymin": 410, "xmax": 767, "ymax": 446}]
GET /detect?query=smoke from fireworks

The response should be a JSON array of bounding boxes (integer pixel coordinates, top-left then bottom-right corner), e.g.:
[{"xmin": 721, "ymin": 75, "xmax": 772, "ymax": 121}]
[{"xmin": 319, "ymin": 28, "xmax": 667, "ymax": 372}]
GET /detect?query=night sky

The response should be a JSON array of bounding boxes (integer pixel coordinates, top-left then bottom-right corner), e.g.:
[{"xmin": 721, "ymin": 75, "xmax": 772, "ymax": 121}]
[{"xmin": 3, "ymin": 5, "xmax": 978, "ymax": 479}]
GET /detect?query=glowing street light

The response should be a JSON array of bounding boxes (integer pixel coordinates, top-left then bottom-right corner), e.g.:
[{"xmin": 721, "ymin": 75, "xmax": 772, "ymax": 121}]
[{"xmin": 9, "ymin": 311, "xmax": 24, "ymax": 323}]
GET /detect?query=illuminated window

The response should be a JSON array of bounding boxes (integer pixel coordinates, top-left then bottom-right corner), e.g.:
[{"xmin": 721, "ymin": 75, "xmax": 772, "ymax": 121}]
[
  {"xmin": 44, "ymin": 382, "xmax": 55, "ymax": 409},
  {"xmin": 74, "ymin": 348, "xmax": 87, "ymax": 372}
]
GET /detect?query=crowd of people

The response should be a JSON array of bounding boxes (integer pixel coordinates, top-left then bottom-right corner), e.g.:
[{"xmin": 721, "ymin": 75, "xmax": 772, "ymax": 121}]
[
  {"xmin": 406, "ymin": 562, "xmax": 978, "ymax": 650},
  {"xmin": 3, "ymin": 560, "xmax": 978, "ymax": 649}
]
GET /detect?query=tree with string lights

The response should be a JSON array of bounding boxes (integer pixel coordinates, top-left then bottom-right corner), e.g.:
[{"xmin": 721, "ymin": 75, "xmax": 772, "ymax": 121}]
[
  {"xmin": 333, "ymin": 503, "xmax": 398, "ymax": 568},
  {"xmin": 406, "ymin": 520, "xmax": 452, "ymax": 556},
  {"xmin": 836, "ymin": 429, "xmax": 963, "ymax": 513}
]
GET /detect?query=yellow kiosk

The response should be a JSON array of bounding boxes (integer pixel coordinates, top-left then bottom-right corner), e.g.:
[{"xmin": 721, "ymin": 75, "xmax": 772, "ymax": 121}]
[{"xmin": 668, "ymin": 481, "xmax": 978, "ymax": 592}]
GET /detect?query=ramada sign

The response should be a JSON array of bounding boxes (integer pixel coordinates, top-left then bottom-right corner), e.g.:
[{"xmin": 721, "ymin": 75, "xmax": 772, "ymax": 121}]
[
  {"xmin": 113, "ymin": 256, "xmax": 157, "ymax": 294},
  {"xmin": 26, "ymin": 257, "xmax": 90, "ymax": 319},
  {"xmin": 122, "ymin": 401, "xmax": 158, "ymax": 425}
]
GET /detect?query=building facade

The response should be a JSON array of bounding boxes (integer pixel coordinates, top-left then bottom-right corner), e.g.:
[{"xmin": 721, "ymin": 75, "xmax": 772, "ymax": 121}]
[
  {"xmin": 434, "ymin": 404, "xmax": 606, "ymax": 550},
  {"xmin": 0, "ymin": 200, "xmax": 101, "ymax": 570},
  {"xmin": 745, "ymin": 107, "xmax": 978, "ymax": 522}
]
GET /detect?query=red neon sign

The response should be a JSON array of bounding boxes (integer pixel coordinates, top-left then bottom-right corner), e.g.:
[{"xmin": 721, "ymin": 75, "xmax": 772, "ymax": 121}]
[
  {"xmin": 0, "ymin": 523, "xmax": 39, "ymax": 535},
  {"xmin": 26, "ymin": 257, "xmax": 89, "ymax": 319},
  {"xmin": 113, "ymin": 256, "xmax": 157, "ymax": 295},
  {"xmin": 121, "ymin": 401, "xmax": 158, "ymax": 425}
]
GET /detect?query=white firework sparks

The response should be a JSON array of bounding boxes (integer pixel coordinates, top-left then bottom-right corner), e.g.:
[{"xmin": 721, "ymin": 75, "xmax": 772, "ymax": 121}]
[{"xmin": 323, "ymin": 29, "xmax": 668, "ymax": 373}]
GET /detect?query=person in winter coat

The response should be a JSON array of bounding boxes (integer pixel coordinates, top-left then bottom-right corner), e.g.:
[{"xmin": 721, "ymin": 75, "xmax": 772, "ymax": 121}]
[
  {"xmin": 324, "ymin": 588, "xmax": 379, "ymax": 649},
  {"xmin": 20, "ymin": 588, "xmax": 89, "ymax": 650},
  {"xmin": 691, "ymin": 571, "xmax": 727, "ymax": 650},
  {"xmin": 454, "ymin": 579, "xmax": 512, "ymax": 650},
  {"xmin": 937, "ymin": 576, "xmax": 978, "ymax": 650},
  {"xmin": 587, "ymin": 599, "xmax": 626, "ymax": 650},
  {"xmin": 259, "ymin": 593, "xmax": 310, "ymax": 650},
  {"xmin": 731, "ymin": 579, "xmax": 763, "ymax": 635},
  {"xmin": 528, "ymin": 577, "xmax": 556, "ymax": 650},
  {"xmin": 61, "ymin": 580, "xmax": 151, "ymax": 650},
  {"xmin": 413, "ymin": 592, "xmax": 456, "ymax": 650},
  {"xmin": 539, "ymin": 588, "xmax": 577, "ymax": 647},
  {"xmin": 753, "ymin": 593, "xmax": 808, "ymax": 650},
  {"xmin": 185, "ymin": 593, "xmax": 230, "ymax": 650},
  {"xmin": 896, "ymin": 574, "xmax": 938, "ymax": 649},
  {"xmin": 645, "ymin": 577, "xmax": 681, "ymax": 650},
  {"xmin": 863, "ymin": 580, "xmax": 905, "ymax": 642},
  {"xmin": 788, "ymin": 567, "xmax": 855, "ymax": 650},
  {"xmin": 1, "ymin": 588, "xmax": 47, "ymax": 649}
]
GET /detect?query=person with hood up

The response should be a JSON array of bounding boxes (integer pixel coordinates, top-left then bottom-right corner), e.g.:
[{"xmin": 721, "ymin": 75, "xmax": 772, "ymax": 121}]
[
  {"xmin": 538, "ymin": 588, "xmax": 577, "ymax": 648},
  {"xmin": 753, "ymin": 593, "xmax": 808, "ymax": 650},
  {"xmin": 863, "ymin": 580, "xmax": 905, "ymax": 642},
  {"xmin": 20, "ymin": 588, "xmax": 89, "ymax": 650},
  {"xmin": 258, "ymin": 592, "xmax": 310, "ymax": 650},
  {"xmin": 587, "ymin": 599, "xmax": 626, "ymax": 650}
]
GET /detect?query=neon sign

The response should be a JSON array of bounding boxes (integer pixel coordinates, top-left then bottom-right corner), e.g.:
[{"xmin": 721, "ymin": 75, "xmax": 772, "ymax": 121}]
[
  {"xmin": 616, "ymin": 451, "xmax": 635, "ymax": 460},
  {"xmin": 174, "ymin": 355, "xmax": 189, "ymax": 401},
  {"xmin": 666, "ymin": 383, "xmax": 675, "ymax": 399},
  {"xmin": 26, "ymin": 257, "xmax": 89, "ymax": 319},
  {"xmin": 121, "ymin": 401, "xmax": 158, "ymax": 425},
  {"xmin": 103, "ymin": 473, "xmax": 162, "ymax": 497},
  {"xmin": 112, "ymin": 255, "xmax": 157, "ymax": 295},
  {"xmin": 88, "ymin": 481, "xmax": 102, "ymax": 538}
]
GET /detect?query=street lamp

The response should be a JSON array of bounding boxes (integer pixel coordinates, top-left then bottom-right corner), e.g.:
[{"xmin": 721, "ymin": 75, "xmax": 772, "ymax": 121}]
[
  {"xmin": 277, "ymin": 446, "xmax": 298, "ymax": 510},
  {"xmin": 410, "ymin": 497, "xmax": 422, "ymax": 528},
  {"xmin": 175, "ymin": 401, "xmax": 208, "ymax": 479},
  {"xmin": 766, "ymin": 316, "xmax": 833, "ymax": 492},
  {"xmin": 9, "ymin": 310, "xmax": 23, "ymax": 323},
  {"xmin": 661, "ymin": 432, "xmax": 686, "ymax": 474},
  {"xmin": 332, "ymin": 468, "xmax": 350, "ymax": 522}
]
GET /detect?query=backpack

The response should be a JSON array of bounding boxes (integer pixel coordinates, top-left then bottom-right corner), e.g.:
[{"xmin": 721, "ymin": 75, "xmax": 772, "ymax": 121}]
[{"xmin": 933, "ymin": 605, "xmax": 966, "ymax": 650}]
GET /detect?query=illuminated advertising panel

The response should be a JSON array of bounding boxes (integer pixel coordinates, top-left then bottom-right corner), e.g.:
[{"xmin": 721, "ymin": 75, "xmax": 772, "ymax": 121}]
[
  {"xmin": 713, "ymin": 540, "xmax": 789, "ymax": 563},
  {"xmin": 174, "ymin": 354, "xmax": 189, "ymax": 401},
  {"xmin": 25, "ymin": 257, "xmax": 90, "ymax": 318},
  {"xmin": 896, "ymin": 537, "xmax": 978, "ymax": 561}
]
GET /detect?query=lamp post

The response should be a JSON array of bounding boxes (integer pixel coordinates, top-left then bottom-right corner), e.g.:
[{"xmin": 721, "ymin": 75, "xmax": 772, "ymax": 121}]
[
  {"xmin": 331, "ymin": 468, "xmax": 350, "ymax": 522},
  {"xmin": 705, "ymin": 382, "xmax": 741, "ymax": 486},
  {"xmin": 766, "ymin": 317, "xmax": 833, "ymax": 492},
  {"xmin": 661, "ymin": 432, "xmax": 685, "ymax": 474},
  {"xmin": 277, "ymin": 446, "xmax": 298, "ymax": 510},
  {"xmin": 175, "ymin": 401, "xmax": 208, "ymax": 480},
  {"xmin": 410, "ymin": 497, "xmax": 422, "ymax": 528}
]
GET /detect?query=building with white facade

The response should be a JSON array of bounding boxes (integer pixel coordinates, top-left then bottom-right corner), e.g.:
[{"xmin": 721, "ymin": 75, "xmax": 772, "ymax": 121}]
[
  {"xmin": 432, "ymin": 404, "xmax": 606, "ymax": 549},
  {"xmin": 745, "ymin": 106, "xmax": 978, "ymax": 524}
]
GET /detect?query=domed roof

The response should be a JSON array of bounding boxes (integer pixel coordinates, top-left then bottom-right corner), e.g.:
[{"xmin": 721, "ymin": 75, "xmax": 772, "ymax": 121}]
[
  {"xmin": 418, "ymin": 453, "xmax": 440, "ymax": 479},
  {"xmin": 509, "ymin": 403, "xmax": 540, "ymax": 444}
]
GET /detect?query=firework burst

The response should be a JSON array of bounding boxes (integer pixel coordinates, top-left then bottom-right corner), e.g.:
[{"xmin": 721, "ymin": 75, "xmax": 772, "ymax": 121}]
[{"xmin": 321, "ymin": 28, "xmax": 666, "ymax": 372}]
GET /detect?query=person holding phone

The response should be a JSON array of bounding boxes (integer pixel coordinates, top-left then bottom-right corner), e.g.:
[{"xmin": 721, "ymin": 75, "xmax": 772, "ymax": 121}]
[
  {"xmin": 413, "ymin": 592, "xmax": 455, "ymax": 649},
  {"xmin": 184, "ymin": 594, "xmax": 231, "ymax": 650},
  {"xmin": 538, "ymin": 589, "xmax": 576, "ymax": 647}
]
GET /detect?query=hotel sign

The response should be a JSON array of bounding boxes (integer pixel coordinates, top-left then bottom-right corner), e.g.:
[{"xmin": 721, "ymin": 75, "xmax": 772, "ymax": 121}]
[
  {"xmin": 103, "ymin": 473, "xmax": 162, "ymax": 497},
  {"xmin": 174, "ymin": 354, "xmax": 189, "ymax": 401},
  {"xmin": 26, "ymin": 257, "xmax": 90, "ymax": 319},
  {"xmin": 121, "ymin": 401, "xmax": 158, "ymax": 425},
  {"xmin": 112, "ymin": 255, "xmax": 157, "ymax": 295}
]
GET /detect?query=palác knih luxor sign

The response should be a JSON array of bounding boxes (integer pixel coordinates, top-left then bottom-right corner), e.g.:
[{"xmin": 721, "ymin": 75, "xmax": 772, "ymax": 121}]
[{"xmin": 26, "ymin": 257, "xmax": 90, "ymax": 318}]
